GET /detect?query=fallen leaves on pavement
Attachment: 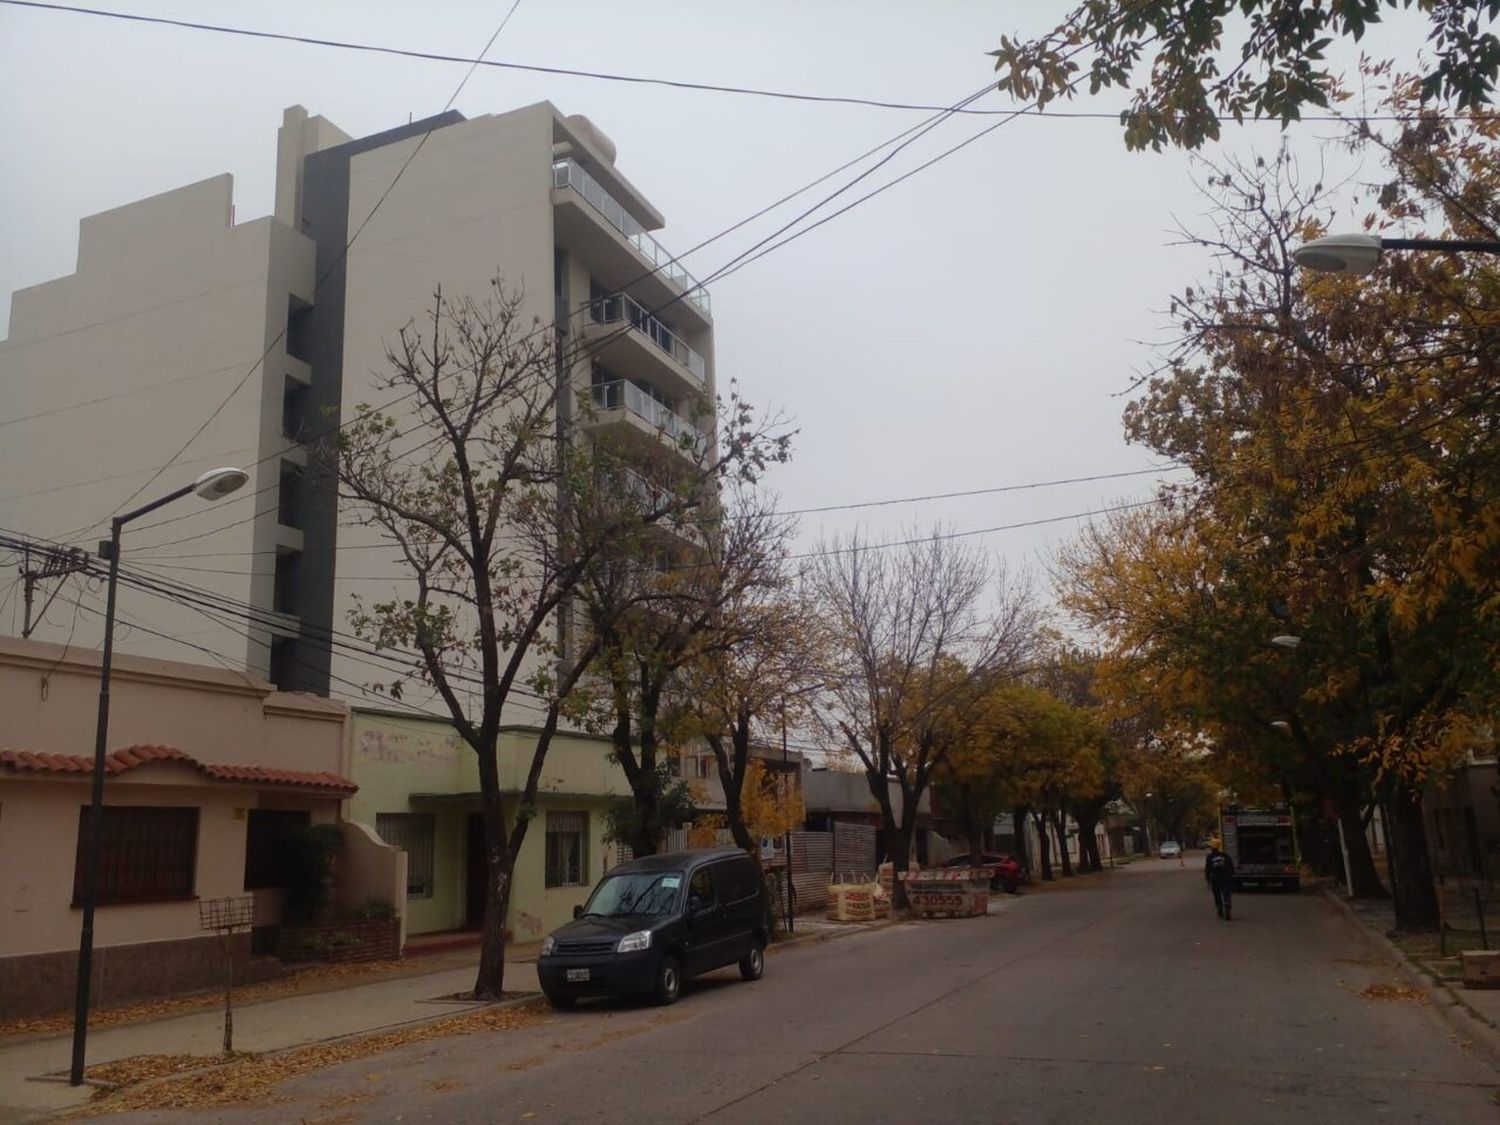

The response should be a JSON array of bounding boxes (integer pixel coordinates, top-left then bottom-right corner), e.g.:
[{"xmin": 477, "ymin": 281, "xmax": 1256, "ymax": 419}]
[
  {"xmin": 85, "ymin": 1054, "xmax": 224, "ymax": 1088},
  {"xmin": 1360, "ymin": 982, "xmax": 1429, "ymax": 1003},
  {"xmin": 84, "ymin": 1000, "xmax": 548, "ymax": 1115}
]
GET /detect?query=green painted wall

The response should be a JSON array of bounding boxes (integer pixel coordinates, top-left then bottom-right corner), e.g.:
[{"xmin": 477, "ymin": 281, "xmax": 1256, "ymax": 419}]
[{"xmin": 347, "ymin": 710, "xmax": 630, "ymax": 940}]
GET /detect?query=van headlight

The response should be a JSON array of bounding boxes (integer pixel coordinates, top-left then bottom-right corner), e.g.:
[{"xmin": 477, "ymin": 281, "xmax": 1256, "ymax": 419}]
[
  {"xmin": 541, "ymin": 936, "xmax": 555, "ymax": 957},
  {"xmin": 616, "ymin": 930, "xmax": 651, "ymax": 953}
]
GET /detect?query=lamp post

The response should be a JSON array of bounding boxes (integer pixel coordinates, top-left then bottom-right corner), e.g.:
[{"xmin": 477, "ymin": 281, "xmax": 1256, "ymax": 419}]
[
  {"xmin": 70, "ymin": 467, "xmax": 248, "ymax": 1086},
  {"xmin": 779, "ymin": 700, "xmax": 794, "ymax": 935},
  {"xmin": 775, "ymin": 681, "xmax": 825, "ymax": 936},
  {"xmin": 1291, "ymin": 233, "xmax": 1500, "ymax": 275}
]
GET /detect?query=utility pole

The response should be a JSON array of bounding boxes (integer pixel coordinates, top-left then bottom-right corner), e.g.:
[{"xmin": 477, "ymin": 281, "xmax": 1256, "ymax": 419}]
[{"xmin": 19, "ymin": 543, "xmax": 90, "ymax": 638}]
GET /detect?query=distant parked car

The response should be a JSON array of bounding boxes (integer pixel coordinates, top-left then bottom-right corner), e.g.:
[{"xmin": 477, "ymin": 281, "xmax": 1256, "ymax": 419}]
[
  {"xmin": 1159, "ymin": 841, "xmax": 1182, "ymax": 858},
  {"xmin": 943, "ymin": 853, "xmax": 1025, "ymax": 893}
]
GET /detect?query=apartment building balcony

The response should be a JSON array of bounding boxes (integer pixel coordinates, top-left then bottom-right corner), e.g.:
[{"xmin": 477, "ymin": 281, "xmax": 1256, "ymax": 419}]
[
  {"xmin": 552, "ymin": 158, "xmax": 712, "ymax": 331},
  {"xmin": 581, "ymin": 294, "xmax": 707, "ymax": 401},
  {"xmin": 585, "ymin": 380, "xmax": 708, "ymax": 460}
]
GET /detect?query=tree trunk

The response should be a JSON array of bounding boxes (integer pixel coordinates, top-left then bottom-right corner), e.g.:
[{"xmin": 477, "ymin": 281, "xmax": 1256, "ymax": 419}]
[
  {"xmin": 959, "ymin": 783, "xmax": 986, "ymax": 862},
  {"xmin": 1032, "ymin": 811, "xmax": 1054, "ymax": 881},
  {"xmin": 628, "ymin": 774, "xmax": 662, "ymax": 857},
  {"xmin": 1050, "ymin": 808, "xmax": 1074, "ymax": 877},
  {"xmin": 1332, "ymin": 774, "xmax": 1388, "ymax": 898},
  {"xmin": 1011, "ymin": 805, "xmax": 1032, "ymax": 877},
  {"xmin": 1385, "ymin": 792, "xmax": 1440, "ymax": 932},
  {"xmin": 472, "ymin": 789, "xmax": 513, "ymax": 1000},
  {"xmin": 707, "ymin": 721, "xmax": 758, "ymax": 855},
  {"xmin": 1073, "ymin": 801, "xmax": 1104, "ymax": 873}
]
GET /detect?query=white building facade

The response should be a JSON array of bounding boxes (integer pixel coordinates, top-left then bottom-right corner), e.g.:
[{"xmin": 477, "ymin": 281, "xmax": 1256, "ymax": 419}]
[{"xmin": 0, "ymin": 102, "xmax": 716, "ymax": 714}]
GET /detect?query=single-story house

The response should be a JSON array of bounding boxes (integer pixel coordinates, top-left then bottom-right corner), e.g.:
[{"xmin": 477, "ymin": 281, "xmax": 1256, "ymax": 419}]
[{"xmin": 0, "ymin": 637, "xmax": 396, "ymax": 1019}]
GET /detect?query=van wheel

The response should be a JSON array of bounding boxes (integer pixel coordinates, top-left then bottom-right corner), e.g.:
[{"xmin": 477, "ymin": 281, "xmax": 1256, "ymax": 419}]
[
  {"xmin": 739, "ymin": 944, "xmax": 764, "ymax": 982},
  {"xmin": 654, "ymin": 956, "xmax": 682, "ymax": 1006}
]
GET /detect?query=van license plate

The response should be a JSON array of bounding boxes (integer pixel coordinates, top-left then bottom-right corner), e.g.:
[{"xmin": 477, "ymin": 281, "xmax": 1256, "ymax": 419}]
[{"xmin": 566, "ymin": 968, "xmax": 590, "ymax": 982}]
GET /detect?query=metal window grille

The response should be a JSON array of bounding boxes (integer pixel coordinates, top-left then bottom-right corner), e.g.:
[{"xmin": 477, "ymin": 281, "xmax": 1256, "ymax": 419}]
[
  {"xmin": 73, "ymin": 805, "xmax": 199, "ymax": 904},
  {"xmin": 376, "ymin": 813, "xmax": 436, "ymax": 899},
  {"xmin": 545, "ymin": 811, "xmax": 587, "ymax": 888}
]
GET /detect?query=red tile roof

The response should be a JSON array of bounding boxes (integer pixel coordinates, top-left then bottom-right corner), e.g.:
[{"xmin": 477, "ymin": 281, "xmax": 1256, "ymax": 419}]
[{"xmin": 0, "ymin": 744, "xmax": 357, "ymax": 794}]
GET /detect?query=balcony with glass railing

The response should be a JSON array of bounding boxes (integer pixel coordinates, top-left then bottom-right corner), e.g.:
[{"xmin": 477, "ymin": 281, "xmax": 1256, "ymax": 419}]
[
  {"xmin": 553, "ymin": 158, "xmax": 711, "ymax": 316},
  {"xmin": 589, "ymin": 380, "xmax": 707, "ymax": 457},
  {"xmin": 588, "ymin": 294, "xmax": 706, "ymax": 388}
]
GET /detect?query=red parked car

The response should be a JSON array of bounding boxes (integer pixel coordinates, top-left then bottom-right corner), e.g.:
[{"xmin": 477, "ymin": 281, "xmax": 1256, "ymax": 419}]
[{"xmin": 943, "ymin": 853, "xmax": 1025, "ymax": 894}]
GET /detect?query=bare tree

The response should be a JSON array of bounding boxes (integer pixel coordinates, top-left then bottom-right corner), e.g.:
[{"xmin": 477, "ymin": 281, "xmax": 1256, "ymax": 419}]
[
  {"xmin": 336, "ymin": 281, "xmax": 705, "ymax": 998},
  {"xmin": 678, "ymin": 485, "xmax": 821, "ymax": 856},
  {"xmin": 810, "ymin": 530, "xmax": 1039, "ymax": 906},
  {"xmin": 580, "ymin": 436, "xmax": 793, "ymax": 858}
]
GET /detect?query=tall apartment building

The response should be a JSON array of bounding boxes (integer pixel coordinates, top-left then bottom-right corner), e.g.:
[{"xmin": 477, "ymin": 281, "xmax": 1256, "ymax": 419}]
[{"xmin": 0, "ymin": 103, "xmax": 716, "ymax": 709}]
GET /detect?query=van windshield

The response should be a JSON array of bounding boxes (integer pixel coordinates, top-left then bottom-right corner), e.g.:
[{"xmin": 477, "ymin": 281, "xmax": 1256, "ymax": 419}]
[{"xmin": 581, "ymin": 872, "xmax": 683, "ymax": 918}]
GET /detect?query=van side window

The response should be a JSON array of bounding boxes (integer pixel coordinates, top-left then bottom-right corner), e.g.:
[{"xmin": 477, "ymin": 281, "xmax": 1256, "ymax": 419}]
[
  {"xmin": 688, "ymin": 869, "xmax": 717, "ymax": 913},
  {"xmin": 710, "ymin": 857, "xmax": 757, "ymax": 903}
]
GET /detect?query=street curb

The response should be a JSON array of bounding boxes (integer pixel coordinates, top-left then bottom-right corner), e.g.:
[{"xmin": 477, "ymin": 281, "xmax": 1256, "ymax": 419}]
[
  {"xmin": 1317, "ymin": 883, "xmax": 1500, "ymax": 1063},
  {"xmin": 768, "ymin": 915, "xmax": 907, "ymax": 954}
]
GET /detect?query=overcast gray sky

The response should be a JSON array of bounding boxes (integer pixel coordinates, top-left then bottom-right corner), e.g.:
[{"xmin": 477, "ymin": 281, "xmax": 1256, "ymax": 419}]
[{"xmin": 0, "ymin": 1, "xmax": 1431, "ymax": 627}]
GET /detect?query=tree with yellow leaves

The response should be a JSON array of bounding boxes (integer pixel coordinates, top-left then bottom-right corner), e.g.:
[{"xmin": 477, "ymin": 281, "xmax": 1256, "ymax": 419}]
[{"xmin": 1060, "ymin": 71, "xmax": 1500, "ymax": 928}]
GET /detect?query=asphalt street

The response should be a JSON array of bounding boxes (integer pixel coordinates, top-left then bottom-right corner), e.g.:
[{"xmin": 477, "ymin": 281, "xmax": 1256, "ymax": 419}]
[{"xmin": 109, "ymin": 860, "xmax": 1500, "ymax": 1124}]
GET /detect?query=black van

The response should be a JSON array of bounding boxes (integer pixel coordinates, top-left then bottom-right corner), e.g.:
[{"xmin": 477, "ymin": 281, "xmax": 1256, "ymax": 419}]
[{"xmin": 536, "ymin": 848, "xmax": 768, "ymax": 1008}]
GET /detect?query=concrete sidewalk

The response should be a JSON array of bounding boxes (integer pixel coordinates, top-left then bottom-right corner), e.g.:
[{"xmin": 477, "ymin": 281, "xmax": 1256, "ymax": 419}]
[
  {"xmin": 1320, "ymin": 881, "xmax": 1500, "ymax": 1059},
  {"xmin": 0, "ymin": 952, "xmax": 540, "ymax": 1124},
  {"xmin": 0, "ymin": 916, "xmax": 879, "ymax": 1123}
]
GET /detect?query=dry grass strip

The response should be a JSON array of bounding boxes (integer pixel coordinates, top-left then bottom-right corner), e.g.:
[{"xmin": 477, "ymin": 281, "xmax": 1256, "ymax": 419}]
[{"xmin": 1360, "ymin": 982, "xmax": 1430, "ymax": 1004}]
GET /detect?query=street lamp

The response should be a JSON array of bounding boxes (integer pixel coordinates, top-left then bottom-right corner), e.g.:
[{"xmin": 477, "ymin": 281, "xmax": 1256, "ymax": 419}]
[
  {"xmin": 1291, "ymin": 232, "xmax": 1500, "ymax": 275},
  {"xmin": 1270, "ymin": 634, "xmax": 1302, "ymax": 650},
  {"xmin": 70, "ymin": 466, "xmax": 247, "ymax": 1086}
]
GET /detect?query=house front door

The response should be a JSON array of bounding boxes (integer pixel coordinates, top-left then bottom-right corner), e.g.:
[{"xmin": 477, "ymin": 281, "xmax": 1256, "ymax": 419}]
[{"xmin": 466, "ymin": 813, "xmax": 486, "ymax": 929}]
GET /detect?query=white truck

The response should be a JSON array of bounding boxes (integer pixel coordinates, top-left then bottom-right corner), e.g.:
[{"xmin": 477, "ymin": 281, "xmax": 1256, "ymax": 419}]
[{"xmin": 1220, "ymin": 805, "xmax": 1300, "ymax": 890}]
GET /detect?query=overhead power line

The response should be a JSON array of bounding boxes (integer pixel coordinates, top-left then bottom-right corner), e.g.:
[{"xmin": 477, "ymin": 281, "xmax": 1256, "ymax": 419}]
[
  {"xmin": 18, "ymin": 26, "xmax": 1114, "ymax": 586},
  {"xmin": 0, "ymin": 0, "xmax": 1449, "ymax": 125},
  {"xmin": 54, "ymin": 76, "xmax": 1003, "ymax": 549},
  {"xmin": 107, "ymin": 460, "xmax": 1175, "ymax": 564},
  {"xmin": 58, "ymin": 0, "xmax": 526, "ymax": 541}
]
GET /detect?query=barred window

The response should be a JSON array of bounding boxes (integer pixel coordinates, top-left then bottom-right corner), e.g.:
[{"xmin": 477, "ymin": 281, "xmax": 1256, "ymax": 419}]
[
  {"xmin": 545, "ymin": 811, "xmax": 587, "ymax": 888},
  {"xmin": 376, "ymin": 813, "xmax": 436, "ymax": 899},
  {"xmin": 73, "ymin": 805, "xmax": 199, "ymax": 905}
]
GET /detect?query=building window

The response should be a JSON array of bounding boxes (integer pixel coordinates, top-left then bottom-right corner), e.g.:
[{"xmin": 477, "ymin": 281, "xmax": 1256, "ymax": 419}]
[
  {"xmin": 376, "ymin": 813, "xmax": 436, "ymax": 899},
  {"xmin": 269, "ymin": 636, "xmax": 298, "ymax": 691},
  {"xmin": 243, "ymin": 808, "xmax": 312, "ymax": 889},
  {"xmin": 274, "ymin": 549, "xmax": 302, "ymax": 616},
  {"xmin": 545, "ymin": 811, "xmax": 587, "ymax": 888},
  {"xmin": 73, "ymin": 805, "xmax": 199, "ymax": 905},
  {"xmin": 277, "ymin": 461, "xmax": 306, "ymax": 530},
  {"xmin": 286, "ymin": 296, "xmax": 313, "ymax": 363},
  {"xmin": 282, "ymin": 376, "xmax": 309, "ymax": 440},
  {"xmin": 694, "ymin": 756, "xmax": 713, "ymax": 780}
]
